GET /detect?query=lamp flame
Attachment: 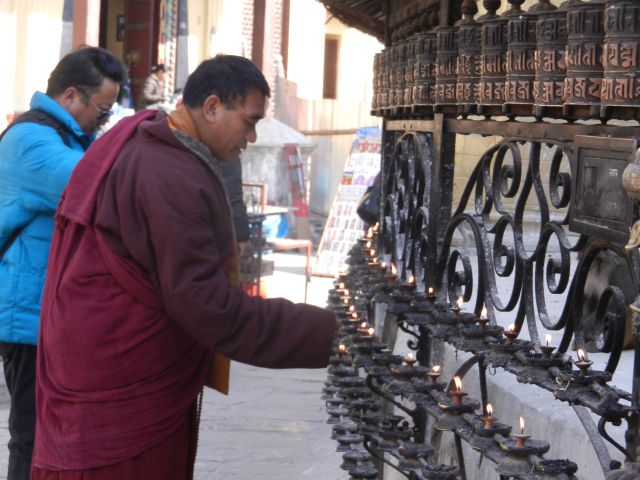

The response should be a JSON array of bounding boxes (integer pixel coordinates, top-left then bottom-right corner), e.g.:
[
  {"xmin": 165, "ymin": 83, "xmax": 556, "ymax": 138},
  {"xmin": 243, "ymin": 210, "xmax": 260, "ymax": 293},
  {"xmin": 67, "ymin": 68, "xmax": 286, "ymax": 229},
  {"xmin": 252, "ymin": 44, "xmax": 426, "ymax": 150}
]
[
  {"xmin": 457, "ymin": 296, "xmax": 464, "ymax": 309},
  {"xmin": 370, "ymin": 249, "xmax": 376, "ymax": 257},
  {"xmin": 544, "ymin": 334, "xmax": 552, "ymax": 347},
  {"xmin": 367, "ymin": 327, "xmax": 375, "ymax": 336},
  {"xmin": 480, "ymin": 307, "xmax": 487, "ymax": 319},
  {"xmin": 519, "ymin": 416, "xmax": 525, "ymax": 434},
  {"xmin": 343, "ymin": 289, "xmax": 350, "ymax": 297},
  {"xmin": 453, "ymin": 376, "xmax": 462, "ymax": 392},
  {"xmin": 428, "ymin": 287, "xmax": 434, "ymax": 295},
  {"xmin": 507, "ymin": 323, "xmax": 516, "ymax": 333},
  {"xmin": 366, "ymin": 241, "xmax": 372, "ymax": 249},
  {"xmin": 431, "ymin": 365, "xmax": 441, "ymax": 373},
  {"xmin": 338, "ymin": 344, "xmax": 346, "ymax": 354},
  {"xmin": 366, "ymin": 227, "xmax": 373, "ymax": 239},
  {"xmin": 408, "ymin": 274, "xmax": 415, "ymax": 285},
  {"xmin": 360, "ymin": 321, "xmax": 368, "ymax": 330},
  {"xmin": 487, "ymin": 404, "xmax": 493, "ymax": 417},
  {"xmin": 373, "ymin": 222, "xmax": 379, "ymax": 232},
  {"xmin": 577, "ymin": 349, "xmax": 586, "ymax": 362},
  {"xmin": 381, "ymin": 261, "xmax": 387, "ymax": 269},
  {"xmin": 338, "ymin": 282, "xmax": 345, "ymax": 290},
  {"xmin": 406, "ymin": 352, "xmax": 414, "ymax": 362},
  {"xmin": 390, "ymin": 263, "xmax": 397, "ymax": 275}
]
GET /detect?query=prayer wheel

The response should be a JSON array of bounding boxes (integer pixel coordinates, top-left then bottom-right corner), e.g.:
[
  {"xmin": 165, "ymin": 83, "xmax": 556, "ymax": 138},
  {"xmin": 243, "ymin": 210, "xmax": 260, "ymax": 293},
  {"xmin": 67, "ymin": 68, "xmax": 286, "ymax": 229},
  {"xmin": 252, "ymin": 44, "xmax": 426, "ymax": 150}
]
[
  {"xmin": 601, "ymin": 0, "xmax": 640, "ymax": 120},
  {"xmin": 504, "ymin": 0, "xmax": 548, "ymax": 116},
  {"xmin": 403, "ymin": 38, "xmax": 416, "ymax": 111},
  {"xmin": 478, "ymin": 0, "xmax": 509, "ymax": 116},
  {"xmin": 456, "ymin": 0, "xmax": 481, "ymax": 115},
  {"xmin": 434, "ymin": 25, "xmax": 459, "ymax": 113},
  {"xmin": 412, "ymin": 31, "xmax": 438, "ymax": 112},
  {"xmin": 533, "ymin": 1, "xmax": 576, "ymax": 117},
  {"xmin": 372, "ymin": 52, "xmax": 381, "ymax": 114},
  {"xmin": 563, "ymin": 0, "xmax": 606, "ymax": 119}
]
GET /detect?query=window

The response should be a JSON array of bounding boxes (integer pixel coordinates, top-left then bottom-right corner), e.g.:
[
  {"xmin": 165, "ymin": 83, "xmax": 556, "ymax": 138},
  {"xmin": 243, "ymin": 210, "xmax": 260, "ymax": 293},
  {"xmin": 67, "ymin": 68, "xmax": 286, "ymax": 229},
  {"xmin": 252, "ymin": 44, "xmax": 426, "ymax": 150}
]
[{"xmin": 323, "ymin": 35, "xmax": 339, "ymax": 99}]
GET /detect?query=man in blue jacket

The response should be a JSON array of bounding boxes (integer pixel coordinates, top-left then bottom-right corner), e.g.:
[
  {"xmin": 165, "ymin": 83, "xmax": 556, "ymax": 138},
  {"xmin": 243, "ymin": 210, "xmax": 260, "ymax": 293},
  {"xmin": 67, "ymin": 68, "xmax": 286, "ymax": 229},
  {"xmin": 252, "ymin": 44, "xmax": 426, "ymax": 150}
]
[{"xmin": 0, "ymin": 46, "xmax": 126, "ymax": 479}]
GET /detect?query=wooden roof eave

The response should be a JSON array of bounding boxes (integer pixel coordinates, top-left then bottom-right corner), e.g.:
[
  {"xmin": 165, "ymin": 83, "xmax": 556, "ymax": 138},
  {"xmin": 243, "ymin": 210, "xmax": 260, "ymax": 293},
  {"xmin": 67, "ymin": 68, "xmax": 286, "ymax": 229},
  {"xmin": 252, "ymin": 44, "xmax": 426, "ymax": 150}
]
[{"xmin": 321, "ymin": 0, "xmax": 386, "ymax": 42}]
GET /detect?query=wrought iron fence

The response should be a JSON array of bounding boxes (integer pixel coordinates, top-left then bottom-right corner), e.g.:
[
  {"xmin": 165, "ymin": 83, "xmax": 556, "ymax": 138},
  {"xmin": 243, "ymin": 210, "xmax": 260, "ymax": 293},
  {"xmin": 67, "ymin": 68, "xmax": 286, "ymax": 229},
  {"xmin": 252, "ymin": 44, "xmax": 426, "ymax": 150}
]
[{"xmin": 324, "ymin": 0, "xmax": 640, "ymax": 478}]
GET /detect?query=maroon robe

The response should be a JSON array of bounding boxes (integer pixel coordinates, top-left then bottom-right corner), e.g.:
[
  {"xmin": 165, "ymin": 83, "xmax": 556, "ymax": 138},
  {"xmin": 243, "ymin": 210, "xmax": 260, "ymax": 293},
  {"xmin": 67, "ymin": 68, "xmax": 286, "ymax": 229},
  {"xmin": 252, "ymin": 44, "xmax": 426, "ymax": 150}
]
[{"xmin": 32, "ymin": 111, "xmax": 336, "ymax": 473}]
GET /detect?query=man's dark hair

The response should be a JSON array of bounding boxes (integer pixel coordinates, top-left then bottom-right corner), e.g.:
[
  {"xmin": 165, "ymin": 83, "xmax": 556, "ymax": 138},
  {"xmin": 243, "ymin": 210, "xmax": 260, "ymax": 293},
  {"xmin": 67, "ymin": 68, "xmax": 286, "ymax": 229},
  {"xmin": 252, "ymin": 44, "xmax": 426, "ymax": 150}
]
[
  {"xmin": 182, "ymin": 54, "xmax": 270, "ymax": 109},
  {"xmin": 46, "ymin": 46, "xmax": 127, "ymax": 97}
]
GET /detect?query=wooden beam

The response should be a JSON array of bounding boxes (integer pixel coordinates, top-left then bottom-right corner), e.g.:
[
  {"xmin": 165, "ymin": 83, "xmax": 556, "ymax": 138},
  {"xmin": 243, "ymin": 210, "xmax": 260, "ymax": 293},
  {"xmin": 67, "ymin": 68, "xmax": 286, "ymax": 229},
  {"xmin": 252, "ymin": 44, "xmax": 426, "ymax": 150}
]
[
  {"xmin": 299, "ymin": 128, "xmax": 359, "ymax": 136},
  {"xmin": 281, "ymin": 0, "xmax": 290, "ymax": 75},
  {"xmin": 385, "ymin": 118, "xmax": 640, "ymax": 143},
  {"xmin": 252, "ymin": 0, "xmax": 266, "ymax": 70},
  {"xmin": 439, "ymin": 0, "xmax": 450, "ymax": 27},
  {"xmin": 322, "ymin": 1, "xmax": 385, "ymax": 39}
]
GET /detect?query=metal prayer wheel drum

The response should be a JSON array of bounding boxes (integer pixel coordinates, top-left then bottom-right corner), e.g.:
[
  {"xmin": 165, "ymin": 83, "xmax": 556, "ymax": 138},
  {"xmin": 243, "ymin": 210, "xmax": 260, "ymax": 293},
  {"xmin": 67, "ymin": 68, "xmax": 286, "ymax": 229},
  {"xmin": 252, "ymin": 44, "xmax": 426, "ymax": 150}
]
[
  {"xmin": 381, "ymin": 47, "xmax": 392, "ymax": 110},
  {"xmin": 387, "ymin": 42, "xmax": 399, "ymax": 111},
  {"xmin": 390, "ymin": 41, "xmax": 408, "ymax": 111},
  {"xmin": 478, "ymin": 11, "xmax": 509, "ymax": 116},
  {"xmin": 456, "ymin": 12, "xmax": 482, "ymax": 115},
  {"xmin": 505, "ymin": 2, "xmax": 556, "ymax": 116},
  {"xmin": 434, "ymin": 26, "xmax": 459, "ymax": 113},
  {"xmin": 371, "ymin": 52, "xmax": 381, "ymax": 113},
  {"xmin": 504, "ymin": 11, "xmax": 537, "ymax": 115},
  {"xmin": 601, "ymin": 0, "xmax": 640, "ymax": 120},
  {"xmin": 564, "ymin": 0, "xmax": 606, "ymax": 119},
  {"xmin": 403, "ymin": 38, "xmax": 416, "ymax": 109},
  {"xmin": 374, "ymin": 48, "xmax": 386, "ymax": 112},
  {"xmin": 412, "ymin": 31, "xmax": 438, "ymax": 111},
  {"xmin": 533, "ymin": 3, "xmax": 569, "ymax": 117},
  {"xmin": 380, "ymin": 47, "xmax": 392, "ymax": 112}
]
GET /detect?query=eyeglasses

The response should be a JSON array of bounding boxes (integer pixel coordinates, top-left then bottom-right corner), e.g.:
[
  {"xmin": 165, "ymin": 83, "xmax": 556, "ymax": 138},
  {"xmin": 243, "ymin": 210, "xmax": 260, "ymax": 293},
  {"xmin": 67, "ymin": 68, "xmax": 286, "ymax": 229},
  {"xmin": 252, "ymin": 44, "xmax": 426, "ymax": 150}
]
[{"xmin": 76, "ymin": 87, "xmax": 113, "ymax": 123}]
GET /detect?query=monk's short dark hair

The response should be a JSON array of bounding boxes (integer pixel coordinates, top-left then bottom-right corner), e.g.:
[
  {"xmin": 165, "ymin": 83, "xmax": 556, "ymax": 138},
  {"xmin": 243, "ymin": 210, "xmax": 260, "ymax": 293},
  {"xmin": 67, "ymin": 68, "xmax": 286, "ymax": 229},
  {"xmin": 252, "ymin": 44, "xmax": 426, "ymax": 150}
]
[
  {"xmin": 46, "ymin": 46, "xmax": 127, "ymax": 97},
  {"xmin": 182, "ymin": 54, "xmax": 270, "ymax": 109},
  {"xmin": 151, "ymin": 64, "xmax": 166, "ymax": 74}
]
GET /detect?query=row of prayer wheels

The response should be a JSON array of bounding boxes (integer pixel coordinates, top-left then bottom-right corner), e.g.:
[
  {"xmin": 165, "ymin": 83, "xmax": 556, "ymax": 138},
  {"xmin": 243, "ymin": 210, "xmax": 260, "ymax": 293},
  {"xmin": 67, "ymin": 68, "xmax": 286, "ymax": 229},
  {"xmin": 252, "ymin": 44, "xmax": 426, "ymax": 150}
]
[{"xmin": 371, "ymin": 0, "xmax": 640, "ymax": 121}]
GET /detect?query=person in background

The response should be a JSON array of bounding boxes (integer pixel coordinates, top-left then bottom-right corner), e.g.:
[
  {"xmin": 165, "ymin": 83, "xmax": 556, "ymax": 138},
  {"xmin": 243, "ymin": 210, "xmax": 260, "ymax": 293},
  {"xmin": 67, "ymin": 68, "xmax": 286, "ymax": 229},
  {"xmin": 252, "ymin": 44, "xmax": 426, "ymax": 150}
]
[
  {"xmin": 216, "ymin": 156, "xmax": 252, "ymax": 258},
  {"xmin": 0, "ymin": 46, "xmax": 125, "ymax": 480},
  {"xmin": 31, "ymin": 54, "xmax": 337, "ymax": 480},
  {"xmin": 140, "ymin": 63, "xmax": 168, "ymax": 110}
]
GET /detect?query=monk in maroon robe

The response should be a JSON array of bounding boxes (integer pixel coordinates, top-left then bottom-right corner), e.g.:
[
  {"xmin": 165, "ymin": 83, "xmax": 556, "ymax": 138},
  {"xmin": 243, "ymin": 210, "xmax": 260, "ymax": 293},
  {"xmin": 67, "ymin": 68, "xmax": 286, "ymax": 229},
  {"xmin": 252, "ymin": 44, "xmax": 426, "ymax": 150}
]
[{"xmin": 31, "ymin": 55, "xmax": 337, "ymax": 479}]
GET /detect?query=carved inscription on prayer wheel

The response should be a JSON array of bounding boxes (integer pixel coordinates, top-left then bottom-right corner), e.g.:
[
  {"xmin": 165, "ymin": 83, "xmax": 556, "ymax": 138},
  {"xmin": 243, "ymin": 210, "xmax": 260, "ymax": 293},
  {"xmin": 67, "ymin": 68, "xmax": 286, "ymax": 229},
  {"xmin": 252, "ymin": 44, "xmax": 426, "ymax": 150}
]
[
  {"xmin": 435, "ymin": 26, "xmax": 459, "ymax": 112},
  {"xmin": 390, "ymin": 41, "xmax": 408, "ymax": 111},
  {"xmin": 456, "ymin": 0, "xmax": 481, "ymax": 114},
  {"xmin": 413, "ymin": 31, "xmax": 438, "ymax": 109},
  {"xmin": 601, "ymin": 0, "xmax": 640, "ymax": 118},
  {"xmin": 504, "ymin": 9, "xmax": 538, "ymax": 114},
  {"xmin": 478, "ymin": 7, "xmax": 508, "ymax": 115},
  {"xmin": 533, "ymin": 3, "xmax": 570, "ymax": 116},
  {"xmin": 564, "ymin": 0, "xmax": 606, "ymax": 118}
]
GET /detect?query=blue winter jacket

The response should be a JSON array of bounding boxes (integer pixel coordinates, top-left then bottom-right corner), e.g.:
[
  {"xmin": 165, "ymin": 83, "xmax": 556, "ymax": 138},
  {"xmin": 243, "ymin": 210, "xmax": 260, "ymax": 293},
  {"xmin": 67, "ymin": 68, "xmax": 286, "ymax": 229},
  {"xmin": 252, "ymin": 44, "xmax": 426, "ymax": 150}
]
[{"xmin": 0, "ymin": 92, "xmax": 93, "ymax": 345}]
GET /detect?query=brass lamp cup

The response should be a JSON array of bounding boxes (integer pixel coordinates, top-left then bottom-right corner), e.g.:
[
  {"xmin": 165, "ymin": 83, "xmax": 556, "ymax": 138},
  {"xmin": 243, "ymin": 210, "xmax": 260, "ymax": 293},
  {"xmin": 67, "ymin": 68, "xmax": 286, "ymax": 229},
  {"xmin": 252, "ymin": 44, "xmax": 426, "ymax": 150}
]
[
  {"xmin": 574, "ymin": 360, "xmax": 593, "ymax": 376},
  {"xmin": 539, "ymin": 345, "xmax": 556, "ymax": 359}
]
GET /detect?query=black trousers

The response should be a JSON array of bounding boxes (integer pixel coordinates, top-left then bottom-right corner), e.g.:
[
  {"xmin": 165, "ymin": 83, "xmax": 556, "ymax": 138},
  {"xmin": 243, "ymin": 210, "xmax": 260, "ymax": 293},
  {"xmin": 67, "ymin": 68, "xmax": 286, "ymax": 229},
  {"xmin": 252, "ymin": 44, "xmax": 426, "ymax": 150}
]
[{"xmin": 0, "ymin": 343, "xmax": 36, "ymax": 480}]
